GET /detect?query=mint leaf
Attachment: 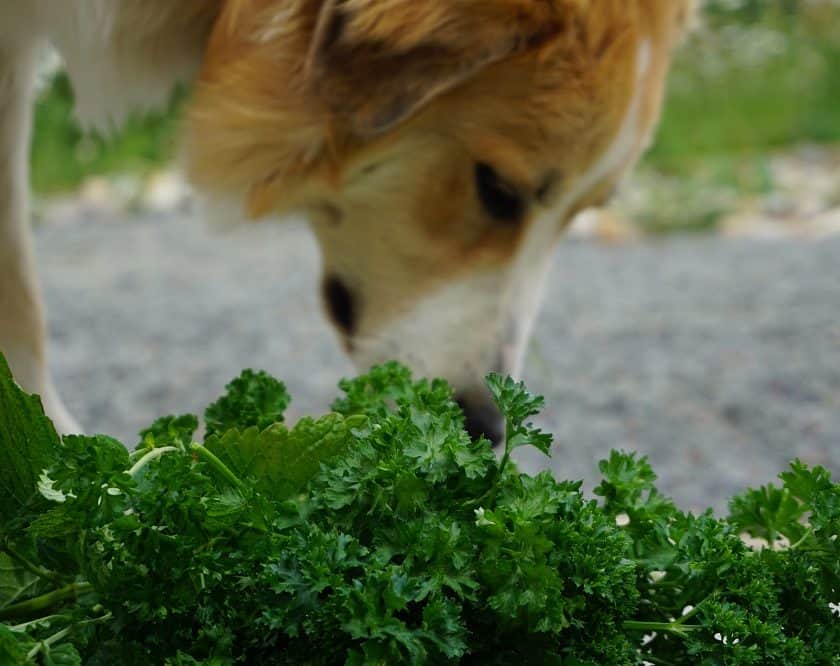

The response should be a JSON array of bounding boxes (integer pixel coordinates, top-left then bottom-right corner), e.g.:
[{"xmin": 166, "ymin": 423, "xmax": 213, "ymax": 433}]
[
  {"xmin": 204, "ymin": 369, "xmax": 290, "ymax": 438},
  {"xmin": 0, "ymin": 623, "xmax": 29, "ymax": 664},
  {"xmin": 0, "ymin": 552, "xmax": 39, "ymax": 608},
  {"xmin": 204, "ymin": 414, "xmax": 357, "ymax": 500},
  {"xmin": 43, "ymin": 642, "xmax": 82, "ymax": 666},
  {"xmin": 0, "ymin": 353, "xmax": 60, "ymax": 525}
]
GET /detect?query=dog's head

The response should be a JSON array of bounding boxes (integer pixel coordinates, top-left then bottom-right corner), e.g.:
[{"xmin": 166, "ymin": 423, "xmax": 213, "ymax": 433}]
[{"xmin": 185, "ymin": 0, "xmax": 692, "ymax": 441}]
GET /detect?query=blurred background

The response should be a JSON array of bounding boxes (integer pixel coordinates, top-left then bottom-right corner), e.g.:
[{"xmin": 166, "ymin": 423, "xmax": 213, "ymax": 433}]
[
  {"xmin": 32, "ymin": 0, "xmax": 840, "ymax": 235},
  {"xmin": 29, "ymin": 0, "xmax": 840, "ymax": 512}
]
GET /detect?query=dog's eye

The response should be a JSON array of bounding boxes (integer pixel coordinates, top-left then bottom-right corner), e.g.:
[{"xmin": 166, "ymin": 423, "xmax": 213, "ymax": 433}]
[{"xmin": 475, "ymin": 162, "xmax": 525, "ymax": 223}]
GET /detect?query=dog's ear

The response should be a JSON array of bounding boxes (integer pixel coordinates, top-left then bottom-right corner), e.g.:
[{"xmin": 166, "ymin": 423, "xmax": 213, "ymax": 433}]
[{"xmin": 306, "ymin": 0, "xmax": 565, "ymax": 137}]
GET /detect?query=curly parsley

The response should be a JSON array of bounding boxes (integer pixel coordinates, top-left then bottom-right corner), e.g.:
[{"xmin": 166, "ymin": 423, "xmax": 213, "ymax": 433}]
[{"xmin": 0, "ymin": 355, "xmax": 837, "ymax": 664}]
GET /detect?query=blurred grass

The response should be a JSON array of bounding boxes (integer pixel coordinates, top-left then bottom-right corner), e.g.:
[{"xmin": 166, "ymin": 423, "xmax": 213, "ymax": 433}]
[
  {"xmin": 621, "ymin": 0, "xmax": 840, "ymax": 233},
  {"xmin": 31, "ymin": 74, "xmax": 182, "ymax": 195},
  {"xmin": 30, "ymin": 0, "xmax": 840, "ymax": 236},
  {"xmin": 649, "ymin": 2, "xmax": 840, "ymax": 169}
]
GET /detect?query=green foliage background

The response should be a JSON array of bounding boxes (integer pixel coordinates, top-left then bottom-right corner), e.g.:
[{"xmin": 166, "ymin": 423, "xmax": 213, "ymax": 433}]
[{"xmin": 650, "ymin": 0, "xmax": 840, "ymax": 168}]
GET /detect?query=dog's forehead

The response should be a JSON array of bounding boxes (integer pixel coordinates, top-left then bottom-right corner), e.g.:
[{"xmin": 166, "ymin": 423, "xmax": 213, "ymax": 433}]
[
  {"xmin": 338, "ymin": 4, "xmax": 645, "ymax": 171},
  {"xmin": 458, "ymin": 21, "xmax": 639, "ymax": 142},
  {"xmin": 450, "ymin": 52, "xmax": 640, "ymax": 190}
]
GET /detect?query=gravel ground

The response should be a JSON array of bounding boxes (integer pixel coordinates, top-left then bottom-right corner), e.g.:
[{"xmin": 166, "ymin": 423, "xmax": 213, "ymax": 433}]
[{"xmin": 33, "ymin": 206, "xmax": 840, "ymax": 513}]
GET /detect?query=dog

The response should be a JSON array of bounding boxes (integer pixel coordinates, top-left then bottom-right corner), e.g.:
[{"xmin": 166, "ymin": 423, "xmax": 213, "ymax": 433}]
[{"xmin": 1, "ymin": 0, "xmax": 693, "ymax": 443}]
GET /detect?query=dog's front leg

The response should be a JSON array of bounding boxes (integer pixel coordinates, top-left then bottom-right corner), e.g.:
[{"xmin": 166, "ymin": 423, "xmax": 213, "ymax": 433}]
[{"xmin": 0, "ymin": 41, "xmax": 80, "ymax": 433}]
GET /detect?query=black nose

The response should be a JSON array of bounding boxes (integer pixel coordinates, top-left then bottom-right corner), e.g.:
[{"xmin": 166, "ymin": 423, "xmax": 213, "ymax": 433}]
[{"xmin": 456, "ymin": 394, "xmax": 505, "ymax": 447}]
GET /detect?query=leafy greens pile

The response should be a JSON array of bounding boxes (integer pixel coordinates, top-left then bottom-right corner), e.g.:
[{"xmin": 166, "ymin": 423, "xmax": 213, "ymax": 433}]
[{"xmin": 0, "ymin": 354, "xmax": 838, "ymax": 665}]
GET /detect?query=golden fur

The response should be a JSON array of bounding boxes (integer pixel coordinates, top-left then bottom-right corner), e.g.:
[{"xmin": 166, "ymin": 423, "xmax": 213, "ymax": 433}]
[
  {"xmin": 185, "ymin": 0, "xmax": 692, "ymax": 335},
  {"xmin": 1, "ymin": 0, "xmax": 693, "ymax": 436}
]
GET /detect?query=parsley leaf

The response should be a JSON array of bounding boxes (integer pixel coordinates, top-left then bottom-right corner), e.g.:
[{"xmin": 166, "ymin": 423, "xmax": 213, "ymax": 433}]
[
  {"xmin": 0, "ymin": 354, "xmax": 60, "ymax": 526},
  {"xmin": 0, "ymin": 354, "xmax": 837, "ymax": 664},
  {"xmin": 486, "ymin": 374, "xmax": 553, "ymax": 457},
  {"xmin": 204, "ymin": 369, "xmax": 291, "ymax": 437}
]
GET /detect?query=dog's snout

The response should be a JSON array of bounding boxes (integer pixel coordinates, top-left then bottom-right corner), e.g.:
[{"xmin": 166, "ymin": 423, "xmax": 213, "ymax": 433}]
[{"xmin": 456, "ymin": 393, "xmax": 505, "ymax": 447}]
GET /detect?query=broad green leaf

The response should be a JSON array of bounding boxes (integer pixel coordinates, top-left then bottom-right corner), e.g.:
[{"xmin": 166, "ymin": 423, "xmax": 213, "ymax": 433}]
[
  {"xmin": 0, "ymin": 353, "xmax": 61, "ymax": 525},
  {"xmin": 44, "ymin": 642, "xmax": 82, "ymax": 666},
  {"xmin": 27, "ymin": 505, "xmax": 79, "ymax": 539},
  {"xmin": 0, "ymin": 623, "xmax": 30, "ymax": 664},
  {"xmin": 0, "ymin": 552, "xmax": 39, "ymax": 609},
  {"xmin": 205, "ymin": 414, "xmax": 359, "ymax": 500}
]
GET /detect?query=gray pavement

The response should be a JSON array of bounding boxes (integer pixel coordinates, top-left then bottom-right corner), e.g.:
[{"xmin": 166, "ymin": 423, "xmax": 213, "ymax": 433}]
[{"xmin": 34, "ymin": 207, "xmax": 840, "ymax": 513}]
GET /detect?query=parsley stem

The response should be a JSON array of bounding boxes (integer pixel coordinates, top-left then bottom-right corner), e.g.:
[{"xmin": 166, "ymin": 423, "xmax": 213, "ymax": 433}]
[
  {"xmin": 26, "ymin": 612, "xmax": 111, "ymax": 661},
  {"xmin": 128, "ymin": 446, "xmax": 151, "ymax": 463},
  {"xmin": 643, "ymin": 657, "xmax": 678, "ymax": 666},
  {"xmin": 497, "ymin": 449, "xmax": 512, "ymax": 483},
  {"xmin": 2, "ymin": 542, "xmax": 62, "ymax": 583},
  {"xmin": 673, "ymin": 598, "xmax": 708, "ymax": 625},
  {"xmin": 0, "ymin": 582, "xmax": 93, "ymax": 621},
  {"xmin": 626, "ymin": 592, "xmax": 715, "ymax": 638},
  {"xmin": 648, "ymin": 579, "xmax": 683, "ymax": 588},
  {"xmin": 127, "ymin": 446, "xmax": 178, "ymax": 477},
  {"xmin": 190, "ymin": 443, "xmax": 245, "ymax": 490},
  {"xmin": 481, "ymin": 422, "xmax": 514, "ymax": 507},
  {"xmin": 623, "ymin": 620, "xmax": 701, "ymax": 636},
  {"xmin": 498, "ymin": 417, "xmax": 516, "ymax": 480},
  {"xmin": 26, "ymin": 625, "xmax": 72, "ymax": 659},
  {"xmin": 468, "ymin": 441, "xmax": 512, "ymax": 508},
  {"xmin": 9, "ymin": 614, "xmax": 71, "ymax": 632},
  {"xmin": 125, "ymin": 443, "xmax": 244, "ymax": 491},
  {"xmin": 789, "ymin": 528, "xmax": 814, "ymax": 550}
]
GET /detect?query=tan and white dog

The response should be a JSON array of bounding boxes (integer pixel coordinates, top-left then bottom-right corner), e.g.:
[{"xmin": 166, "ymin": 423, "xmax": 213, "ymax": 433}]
[{"xmin": 0, "ymin": 1, "xmax": 692, "ymax": 442}]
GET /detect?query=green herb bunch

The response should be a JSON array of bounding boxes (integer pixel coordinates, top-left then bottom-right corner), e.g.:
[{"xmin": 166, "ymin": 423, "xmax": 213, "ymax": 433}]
[{"xmin": 0, "ymin": 355, "xmax": 837, "ymax": 664}]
